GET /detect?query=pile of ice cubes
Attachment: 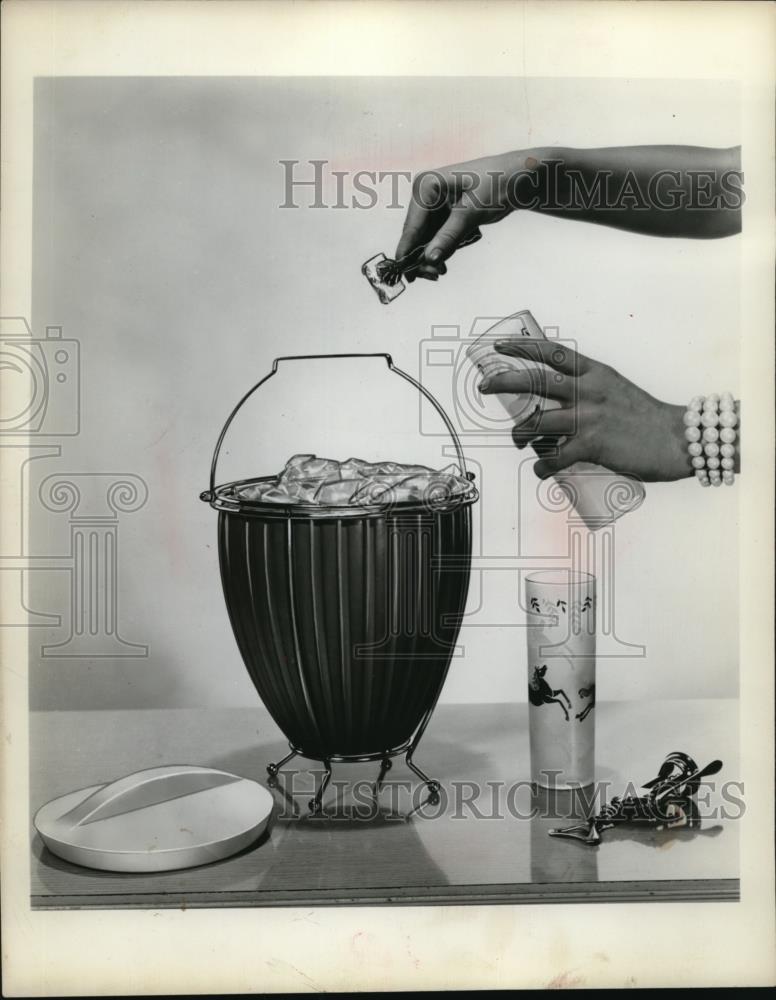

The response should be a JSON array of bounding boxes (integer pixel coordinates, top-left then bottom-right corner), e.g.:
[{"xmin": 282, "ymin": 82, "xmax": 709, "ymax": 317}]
[{"xmin": 236, "ymin": 454, "xmax": 474, "ymax": 507}]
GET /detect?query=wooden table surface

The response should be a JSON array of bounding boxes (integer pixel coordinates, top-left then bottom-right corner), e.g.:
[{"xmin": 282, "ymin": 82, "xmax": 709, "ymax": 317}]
[{"xmin": 30, "ymin": 700, "xmax": 739, "ymax": 908}]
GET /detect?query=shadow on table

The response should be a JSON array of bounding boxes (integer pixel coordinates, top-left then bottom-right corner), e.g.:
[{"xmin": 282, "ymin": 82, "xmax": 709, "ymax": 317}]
[
  {"xmin": 529, "ymin": 784, "xmax": 726, "ymax": 882},
  {"xmin": 30, "ymin": 756, "xmax": 456, "ymax": 900},
  {"xmin": 207, "ymin": 728, "xmax": 497, "ymax": 820}
]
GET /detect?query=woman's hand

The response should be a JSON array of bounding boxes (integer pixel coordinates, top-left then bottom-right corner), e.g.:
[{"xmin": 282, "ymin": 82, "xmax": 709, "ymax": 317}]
[
  {"xmin": 396, "ymin": 145, "xmax": 742, "ymax": 280},
  {"xmin": 395, "ymin": 150, "xmax": 538, "ymax": 281},
  {"xmin": 480, "ymin": 340, "xmax": 693, "ymax": 483}
]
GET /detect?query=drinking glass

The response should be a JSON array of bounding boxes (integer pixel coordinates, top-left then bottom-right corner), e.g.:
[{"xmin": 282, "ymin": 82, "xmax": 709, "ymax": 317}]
[{"xmin": 525, "ymin": 569, "xmax": 596, "ymax": 789}]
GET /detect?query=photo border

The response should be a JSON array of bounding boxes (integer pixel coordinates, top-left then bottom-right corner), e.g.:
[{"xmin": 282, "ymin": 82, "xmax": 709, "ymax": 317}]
[{"xmin": 2, "ymin": 0, "xmax": 774, "ymax": 993}]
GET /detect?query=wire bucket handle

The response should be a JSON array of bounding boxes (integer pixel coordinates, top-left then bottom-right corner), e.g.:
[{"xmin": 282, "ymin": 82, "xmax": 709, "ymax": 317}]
[{"xmin": 201, "ymin": 352, "xmax": 473, "ymax": 504}]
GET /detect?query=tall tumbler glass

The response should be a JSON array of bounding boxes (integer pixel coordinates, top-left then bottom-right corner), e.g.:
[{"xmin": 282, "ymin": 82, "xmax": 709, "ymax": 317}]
[{"xmin": 525, "ymin": 570, "xmax": 596, "ymax": 789}]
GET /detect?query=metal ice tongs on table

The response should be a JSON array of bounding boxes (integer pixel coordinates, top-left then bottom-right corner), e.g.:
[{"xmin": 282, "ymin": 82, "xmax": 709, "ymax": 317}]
[{"xmin": 548, "ymin": 751, "xmax": 724, "ymax": 846}]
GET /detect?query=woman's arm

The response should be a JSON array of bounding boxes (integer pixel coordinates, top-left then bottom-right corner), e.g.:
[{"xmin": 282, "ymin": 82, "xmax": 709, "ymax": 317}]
[
  {"xmin": 396, "ymin": 145, "xmax": 743, "ymax": 278},
  {"xmin": 526, "ymin": 145, "xmax": 742, "ymax": 239}
]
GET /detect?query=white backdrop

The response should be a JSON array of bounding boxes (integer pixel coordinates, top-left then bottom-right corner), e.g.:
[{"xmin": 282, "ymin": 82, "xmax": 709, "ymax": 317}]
[{"xmin": 29, "ymin": 75, "xmax": 739, "ymax": 709}]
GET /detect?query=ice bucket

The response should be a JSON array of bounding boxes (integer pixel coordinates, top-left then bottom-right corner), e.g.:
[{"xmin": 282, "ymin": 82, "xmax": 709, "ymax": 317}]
[{"xmin": 201, "ymin": 353, "xmax": 478, "ymax": 811}]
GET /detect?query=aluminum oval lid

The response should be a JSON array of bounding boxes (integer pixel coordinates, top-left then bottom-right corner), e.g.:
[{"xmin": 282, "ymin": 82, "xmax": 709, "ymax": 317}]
[{"xmin": 33, "ymin": 765, "xmax": 273, "ymax": 873}]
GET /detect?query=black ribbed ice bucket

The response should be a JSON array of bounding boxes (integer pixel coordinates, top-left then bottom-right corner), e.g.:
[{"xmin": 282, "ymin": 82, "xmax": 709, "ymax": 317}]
[{"xmin": 201, "ymin": 353, "xmax": 478, "ymax": 810}]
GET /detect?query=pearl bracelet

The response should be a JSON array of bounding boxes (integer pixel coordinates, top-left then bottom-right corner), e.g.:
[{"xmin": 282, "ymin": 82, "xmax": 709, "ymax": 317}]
[{"xmin": 683, "ymin": 393, "xmax": 738, "ymax": 487}]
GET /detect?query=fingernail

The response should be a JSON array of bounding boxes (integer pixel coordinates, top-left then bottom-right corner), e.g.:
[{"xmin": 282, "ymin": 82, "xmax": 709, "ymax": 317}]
[
  {"xmin": 427, "ymin": 248, "xmax": 443, "ymax": 263},
  {"xmin": 478, "ymin": 378, "xmax": 490, "ymax": 392}
]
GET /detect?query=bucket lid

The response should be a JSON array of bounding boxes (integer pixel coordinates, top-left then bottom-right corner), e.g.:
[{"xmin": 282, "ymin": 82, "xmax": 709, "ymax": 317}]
[{"xmin": 33, "ymin": 764, "xmax": 273, "ymax": 873}]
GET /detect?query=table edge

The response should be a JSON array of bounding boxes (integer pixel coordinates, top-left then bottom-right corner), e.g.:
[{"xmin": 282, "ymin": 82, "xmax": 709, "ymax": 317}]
[{"xmin": 31, "ymin": 877, "xmax": 740, "ymax": 909}]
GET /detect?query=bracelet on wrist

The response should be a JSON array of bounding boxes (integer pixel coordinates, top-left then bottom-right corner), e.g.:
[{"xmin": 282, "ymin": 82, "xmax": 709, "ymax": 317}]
[{"xmin": 683, "ymin": 392, "xmax": 738, "ymax": 487}]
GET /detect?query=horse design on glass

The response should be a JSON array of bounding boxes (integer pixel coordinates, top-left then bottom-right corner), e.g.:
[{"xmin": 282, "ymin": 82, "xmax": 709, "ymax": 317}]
[
  {"xmin": 576, "ymin": 683, "xmax": 596, "ymax": 721},
  {"xmin": 528, "ymin": 665, "xmax": 572, "ymax": 721}
]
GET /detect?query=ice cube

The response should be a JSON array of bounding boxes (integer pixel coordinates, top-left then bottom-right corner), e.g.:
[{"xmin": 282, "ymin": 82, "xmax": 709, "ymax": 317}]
[
  {"xmin": 283, "ymin": 478, "xmax": 323, "ymax": 503},
  {"xmin": 281, "ymin": 455, "xmax": 342, "ymax": 484},
  {"xmin": 362, "ymin": 253, "xmax": 406, "ymax": 304},
  {"xmin": 236, "ymin": 482, "xmax": 266, "ymax": 501},
  {"xmin": 256, "ymin": 485, "xmax": 296, "ymax": 503},
  {"xmin": 339, "ymin": 457, "xmax": 373, "ymax": 480},
  {"xmin": 351, "ymin": 475, "xmax": 405, "ymax": 505},
  {"xmin": 235, "ymin": 455, "xmax": 474, "ymax": 507},
  {"xmin": 428, "ymin": 474, "xmax": 467, "ymax": 500},
  {"xmin": 283, "ymin": 454, "xmax": 316, "ymax": 472},
  {"xmin": 314, "ymin": 480, "xmax": 363, "ymax": 505},
  {"xmin": 236, "ymin": 481, "xmax": 294, "ymax": 503},
  {"xmin": 392, "ymin": 475, "xmax": 434, "ymax": 501}
]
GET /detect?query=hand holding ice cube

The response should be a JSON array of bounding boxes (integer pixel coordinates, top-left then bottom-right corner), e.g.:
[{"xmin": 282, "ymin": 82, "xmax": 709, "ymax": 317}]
[{"xmin": 395, "ymin": 146, "xmax": 741, "ymax": 282}]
